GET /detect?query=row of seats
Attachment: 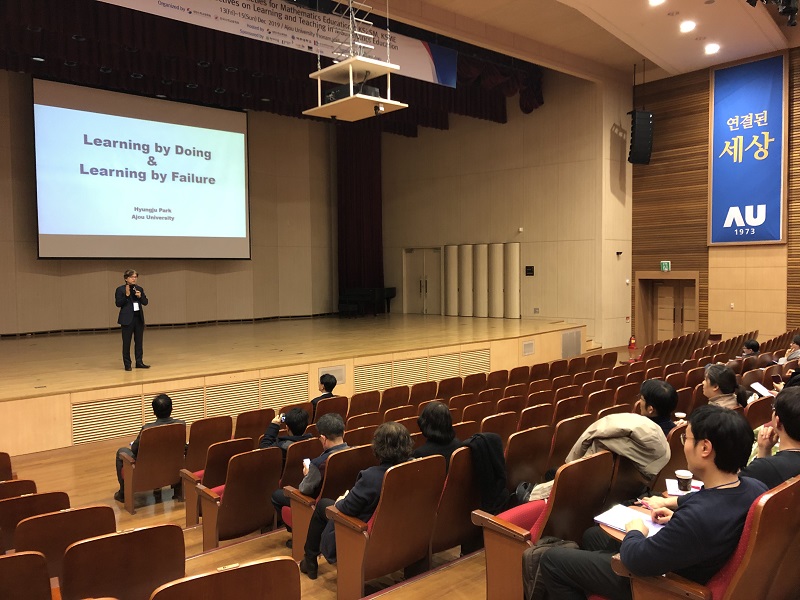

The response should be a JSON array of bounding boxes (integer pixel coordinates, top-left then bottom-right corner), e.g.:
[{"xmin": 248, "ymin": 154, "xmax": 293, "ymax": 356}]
[
  {"xmin": 690, "ymin": 330, "xmax": 758, "ymax": 360},
  {"xmin": 750, "ymin": 327, "xmax": 800, "ymax": 355},
  {"xmin": 639, "ymin": 329, "xmax": 712, "ymax": 366}
]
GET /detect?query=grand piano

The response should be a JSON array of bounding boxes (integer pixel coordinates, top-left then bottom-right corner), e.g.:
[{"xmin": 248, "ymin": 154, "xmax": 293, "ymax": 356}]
[{"xmin": 338, "ymin": 287, "xmax": 397, "ymax": 317}]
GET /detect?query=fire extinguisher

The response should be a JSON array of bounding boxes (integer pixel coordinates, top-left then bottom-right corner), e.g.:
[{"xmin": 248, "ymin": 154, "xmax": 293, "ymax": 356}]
[{"xmin": 628, "ymin": 335, "xmax": 637, "ymax": 350}]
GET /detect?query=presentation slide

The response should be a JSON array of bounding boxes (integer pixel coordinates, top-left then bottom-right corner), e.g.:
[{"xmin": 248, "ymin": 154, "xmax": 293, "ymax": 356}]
[{"xmin": 33, "ymin": 80, "xmax": 250, "ymax": 258}]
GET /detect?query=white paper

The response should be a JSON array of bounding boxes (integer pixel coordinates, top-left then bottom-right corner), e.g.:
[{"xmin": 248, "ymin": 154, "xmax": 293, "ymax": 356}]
[
  {"xmin": 594, "ymin": 504, "xmax": 664, "ymax": 538},
  {"xmin": 750, "ymin": 382, "xmax": 776, "ymax": 398},
  {"xmin": 133, "ymin": 302, "xmax": 140, "ymax": 311}
]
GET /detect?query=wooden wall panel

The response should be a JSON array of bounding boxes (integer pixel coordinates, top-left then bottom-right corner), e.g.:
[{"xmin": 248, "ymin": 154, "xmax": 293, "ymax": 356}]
[
  {"xmin": 788, "ymin": 49, "xmax": 800, "ymax": 328},
  {"xmin": 632, "ymin": 70, "xmax": 711, "ymax": 335}
]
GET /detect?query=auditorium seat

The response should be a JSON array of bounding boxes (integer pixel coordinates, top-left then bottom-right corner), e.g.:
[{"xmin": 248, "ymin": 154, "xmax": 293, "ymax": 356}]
[
  {"xmin": 378, "ymin": 386, "xmax": 410, "ymax": 416},
  {"xmin": 650, "ymin": 422, "xmax": 687, "ymax": 494},
  {"xmin": 462, "ymin": 401, "xmax": 493, "ymax": 424},
  {"xmin": 278, "ymin": 401, "xmax": 314, "ymax": 419},
  {"xmin": 487, "ymin": 369, "xmax": 509, "ymax": 391},
  {"xmin": 120, "ymin": 422, "xmax": 186, "ymax": 514},
  {"xmin": 663, "ymin": 362, "xmax": 682, "ymax": 376},
  {"xmin": 327, "ymin": 455, "xmax": 446, "ymax": 600},
  {"xmin": 345, "ymin": 411, "xmax": 380, "ymax": 430},
  {"xmin": 496, "ymin": 394, "xmax": 526, "ymax": 416},
  {"xmin": 383, "ymin": 404, "xmax": 416, "ymax": 422},
  {"xmin": 430, "ymin": 447, "xmax": 482, "ymax": 555},
  {"xmin": 573, "ymin": 370, "xmax": 592, "ymax": 388},
  {"xmin": 180, "ymin": 437, "xmax": 253, "ymax": 527},
  {"xmin": 597, "ymin": 404, "xmax": 632, "ymax": 420},
  {"xmin": 585, "ymin": 389, "xmax": 614, "ymax": 419},
  {"xmin": 675, "ymin": 387, "xmax": 692, "ymax": 415},
  {"xmin": 745, "ymin": 396, "xmax": 773, "ymax": 430},
  {"xmin": 601, "ymin": 351, "xmax": 617, "ymax": 367},
  {"xmin": 611, "ymin": 476, "xmax": 800, "ymax": 600},
  {"xmin": 463, "ymin": 373, "xmax": 488, "ymax": 395},
  {"xmin": 477, "ymin": 387, "xmax": 503, "ymax": 408},
  {"xmin": 527, "ymin": 379, "xmax": 552, "ymax": 394},
  {"xmin": 567, "ymin": 356, "xmax": 586, "ymax": 375},
  {"xmin": 614, "ymin": 382, "xmax": 640, "ymax": 406},
  {"xmin": 0, "ymin": 491, "xmax": 70, "ymax": 552},
  {"xmin": 551, "ymin": 396, "xmax": 586, "ymax": 425},
  {"xmin": 603, "ymin": 375, "xmax": 625, "ymax": 391},
  {"xmin": 665, "ymin": 371, "xmax": 686, "ymax": 390},
  {"xmin": 480, "ymin": 411, "xmax": 518, "ymax": 448},
  {"xmin": 233, "ymin": 408, "xmax": 275, "ymax": 448},
  {"xmin": 313, "ymin": 395, "xmax": 348, "ymax": 422},
  {"xmin": 549, "ymin": 359, "xmax": 568, "ymax": 379},
  {"xmin": 395, "ymin": 416, "xmax": 421, "ymax": 434},
  {"xmin": 554, "ymin": 385, "xmax": 580, "ymax": 402},
  {"xmin": 507, "ymin": 366, "xmax": 530, "ymax": 386},
  {"xmin": 61, "ymin": 523, "xmax": 184, "ymax": 600},
  {"xmin": 517, "ymin": 403, "xmax": 553, "ymax": 431},
  {"xmin": 280, "ymin": 438, "xmax": 323, "ymax": 490},
  {"xmin": 527, "ymin": 389, "xmax": 555, "ymax": 408},
  {"xmin": 284, "ymin": 444, "xmax": 376, "ymax": 561},
  {"xmin": 14, "ymin": 505, "xmax": 116, "ymax": 579},
  {"xmin": 471, "ymin": 451, "xmax": 615, "ymax": 600},
  {"xmin": 149, "ymin": 557, "xmax": 300, "ymax": 600},
  {"xmin": 581, "ymin": 379, "xmax": 604, "ymax": 401},
  {"xmin": 184, "ymin": 415, "xmax": 233, "ymax": 473},
  {"xmin": 529, "ymin": 362, "xmax": 550, "ymax": 382},
  {"xmin": 505, "ymin": 425, "xmax": 551, "ymax": 490},
  {"xmin": 435, "ymin": 377, "xmax": 462, "ymax": 402},
  {"xmin": 585, "ymin": 354, "xmax": 602, "ymax": 373},
  {"xmin": 593, "ymin": 367, "xmax": 612, "ymax": 382},
  {"xmin": 546, "ymin": 414, "xmax": 593, "ymax": 472},
  {"xmin": 343, "ymin": 425, "xmax": 379, "ymax": 448},
  {"xmin": 0, "ymin": 479, "xmax": 36, "ymax": 500},
  {"xmin": 550, "ymin": 374, "xmax": 573, "ymax": 391},
  {"xmin": 0, "ymin": 551, "xmax": 51, "ymax": 600},
  {"xmin": 409, "ymin": 381, "xmax": 437, "ymax": 407},
  {"xmin": 685, "ymin": 366, "xmax": 706, "ymax": 389},
  {"xmin": 347, "ymin": 391, "xmax": 380, "ymax": 419},
  {"xmin": 0, "ymin": 451, "xmax": 14, "ymax": 481},
  {"xmin": 452, "ymin": 421, "xmax": 480, "ymax": 441},
  {"xmin": 198, "ymin": 447, "xmax": 282, "ymax": 550},
  {"xmin": 741, "ymin": 369, "xmax": 764, "ymax": 390}
]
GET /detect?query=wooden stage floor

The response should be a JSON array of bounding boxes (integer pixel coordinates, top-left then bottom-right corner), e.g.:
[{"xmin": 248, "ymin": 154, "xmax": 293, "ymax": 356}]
[{"xmin": 0, "ymin": 314, "xmax": 579, "ymax": 403}]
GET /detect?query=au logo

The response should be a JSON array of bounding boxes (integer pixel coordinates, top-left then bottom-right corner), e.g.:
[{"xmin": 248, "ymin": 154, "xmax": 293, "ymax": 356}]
[{"xmin": 723, "ymin": 205, "xmax": 766, "ymax": 228}]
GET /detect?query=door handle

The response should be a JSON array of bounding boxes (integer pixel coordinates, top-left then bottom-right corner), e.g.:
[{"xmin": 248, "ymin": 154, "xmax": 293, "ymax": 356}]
[
  {"xmin": 419, "ymin": 280, "xmax": 423, "ymax": 296},
  {"xmin": 424, "ymin": 279, "xmax": 428, "ymax": 294}
]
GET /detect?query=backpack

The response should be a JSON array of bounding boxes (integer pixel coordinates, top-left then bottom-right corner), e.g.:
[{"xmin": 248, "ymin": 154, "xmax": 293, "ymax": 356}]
[{"xmin": 522, "ymin": 536, "xmax": 580, "ymax": 600}]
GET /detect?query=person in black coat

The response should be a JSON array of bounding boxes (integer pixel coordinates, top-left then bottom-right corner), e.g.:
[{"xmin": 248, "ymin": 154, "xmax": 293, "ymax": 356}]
[
  {"xmin": 115, "ymin": 269, "xmax": 149, "ymax": 371},
  {"xmin": 413, "ymin": 400, "xmax": 461, "ymax": 469}
]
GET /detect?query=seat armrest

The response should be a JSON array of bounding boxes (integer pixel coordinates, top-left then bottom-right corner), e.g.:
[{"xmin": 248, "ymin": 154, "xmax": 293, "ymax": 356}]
[
  {"xmin": 196, "ymin": 484, "xmax": 221, "ymax": 502},
  {"xmin": 326, "ymin": 505, "xmax": 368, "ymax": 533},
  {"xmin": 612, "ymin": 554, "xmax": 712, "ymax": 600},
  {"xmin": 179, "ymin": 469, "xmax": 200, "ymax": 485},
  {"xmin": 284, "ymin": 486, "xmax": 315, "ymax": 507},
  {"xmin": 120, "ymin": 453, "xmax": 136, "ymax": 465},
  {"xmin": 471, "ymin": 509, "xmax": 532, "ymax": 542}
]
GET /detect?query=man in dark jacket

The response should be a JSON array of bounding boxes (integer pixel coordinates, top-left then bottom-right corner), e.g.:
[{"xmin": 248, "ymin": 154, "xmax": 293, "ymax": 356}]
[{"xmin": 259, "ymin": 407, "xmax": 313, "ymax": 462}]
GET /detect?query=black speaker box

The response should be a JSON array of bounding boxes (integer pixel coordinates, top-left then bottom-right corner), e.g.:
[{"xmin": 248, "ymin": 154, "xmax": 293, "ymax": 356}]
[{"xmin": 628, "ymin": 110, "xmax": 653, "ymax": 165}]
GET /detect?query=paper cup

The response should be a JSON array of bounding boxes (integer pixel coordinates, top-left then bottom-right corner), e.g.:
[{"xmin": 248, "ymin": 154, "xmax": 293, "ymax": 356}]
[{"xmin": 675, "ymin": 469, "xmax": 693, "ymax": 492}]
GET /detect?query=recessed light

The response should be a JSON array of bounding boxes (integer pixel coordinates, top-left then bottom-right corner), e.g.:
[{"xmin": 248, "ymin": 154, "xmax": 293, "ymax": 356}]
[
  {"xmin": 680, "ymin": 20, "xmax": 696, "ymax": 33},
  {"xmin": 64, "ymin": 60, "xmax": 77, "ymax": 67},
  {"xmin": 99, "ymin": 66, "xmax": 112, "ymax": 73},
  {"xmin": 155, "ymin": 94, "xmax": 167, "ymax": 98},
  {"xmin": 197, "ymin": 60, "xmax": 211, "ymax": 68},
  {"xmin": 186, "ymin": 82, "xmax": 199, "ymax": 89},
  {"xmin": 71, "ymin": 34, "xmax": 86, "ymax": 42},
  {"xmin": 649, "ymin": 0, "xmax": 666, "ymax": 6},
  {"xmin": 214, "ymin": 87, "xmax": 226, "ymax": 94},
  {"xmin": 130, "ymin": 72, "xmax": 143, "ymax": 79},
  {"xmin": 31, "ymin": 56, "xmax": 45, "ymax": 62},
  {"xmin": 260, "ymin": 97, "xmax": 271, "ymax": 102},
  {"xmin": 705, "ymin": 43, "xmax": 720, "ymax": 54}
]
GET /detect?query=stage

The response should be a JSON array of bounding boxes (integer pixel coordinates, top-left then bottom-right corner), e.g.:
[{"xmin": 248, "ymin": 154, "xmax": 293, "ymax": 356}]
[{"xmin": 0, "ymin": 314, "xmax": 584, "ymax": 455}]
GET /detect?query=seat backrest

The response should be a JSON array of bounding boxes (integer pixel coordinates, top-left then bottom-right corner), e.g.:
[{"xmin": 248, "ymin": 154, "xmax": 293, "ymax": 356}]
[
  {"xmin": 552, "ymin": 396, "xmax": 586, "ymax": 425},
  {"xmin": 348, "ymin": 391, "xmax": 380, "ymax": 418},
  {"xmin": 685, "ymin": 366, "xmax": 706, "ymax": 389},
  {"xmin": 505, "ymin": 425, "xmax": 552, "ymax": 490},
  {"xmin": 449, "ymin": 392, "xmax": 478, "ymax": 414},
  {"xmin": 675, "ymin": 386, "xmax": 692, "ymax": 415},
  {"xmin": 625, "ymin": 370, "xmax": 645, "ymax": 385},
  {"xmin": 462, "ymin": 401, "xmax": 493, "ymax": 424},
  {"xmin": 452, "ymin": 421, "xmax": 480, "ymax": 441},
  {"xmin": 572, "ymin": 371, "xmax": 592, "ymax": 388},
  {"xmin": 546, "ymin": 414, "xmax": 593, "ymax": 471},
  {"xmin": 741, "ymin": 369, "xmax": 765, "ymax": 390},
  {"xmin": 538, "ymin": 451, "xmax": 614, "ymax": 543},
  {"xmin": 549, "ymin": 359, "xmax": 568, "ymax": 379},
  {"xmin": 529, "ymin": 362, "xmax": 550, "ymax": 382},
  {"xmin": 14, "ymin": 505, "xmax": 116, "ymax": 579},
  {"xmin": 597, "ymin": 404, "xmax": 632, "ymax": 420},
  {"xmin": 551, "ymin": 374, "xmax": 573, "ymax": 392},
  {"xmin": 664, "ymin": 362, "xmax": 682, "ymax": 376},
  {"xmin": 665, "ymin": 371, "xmax": 686, "ymax": 390},
  {"xmin": 606, "ymin": 454, "xmax": 652, "ymax": 507},
  {"xmin": 580, "ymin": 379, "xmax": 604, "ymax": 400},
  {"xmin": 346, "ymin": 411, "xmax": 381, "ymax": 430},
  {"xmin": 149, "ymin": 557, "xmax": 300, "ymax": 600},
  {"xmin": 554, "ymin": 385, "xmax": 580, "ymax": 402},
  {"xmin": 585, "ymin": 389, "xmax": 614, "ymax": 418},
  {"xmin": 201, "ymin": 438, "xmax": 254, "ymax": 488},
  {"xmin": 343, "ymin": 425, "xmax": 379, "ymax": 448},
  {"xmin": 0, "ymin": 491, "xmax": 70, "ymax": 552},
  {"xmin": 612, "ymin": 363, "xmax": 630, "ymax": 376},
  {"xmin": 313, "ymin": 395, "xmax": 348, "ymax": 422},
  {"xmin": 480, "ymin": 412, "xmax": 518, "ymax": 448},
  {"xmin": 650, "ymin": 422, "xmax": 687, "ymax": 494},
  {"xmin": 431, "ymin": 447, "xmax": 482, "ymax": 554},
  {"xmin": 0, "ymin": 551, "xmax": 51, "ymax": 600},
  {"xmin": 744, "ymin": 396, "xmax": 773, "ymax": 430},
  {"xmin": 0, "ymin": 479, "xmax": 36, "ymax": 500},
  {"xmin": 614, "ymin": 382, "xmax": 640, "ymax": 406},
  {"xmin": 379, "ymin": 386, "xmax": 410, "ymax": 415},
  {"xmin": 363, "ymin": 456, "xmax": 446, "ymax": 581},
  {"xmin": 754, "ymin": 353, "xmax": 774, "ymax": 369},
  {"xmin": 62, "ymin": 524, "xmax": 184, "ymax": 600},
  {"xmin": 604, "ymin": 375, "xmax": 625, "ymax": 391},
  {"xmin": 486, "ymin": 369, "xmax": 509, "ymax": 390},
  {"xmin": 184, "ymin": 416, "xmax": 233, "ymax": 472},
  {"xmin": 318, "ymin": 445, "xmax": 378, "ymax": 502},
  {"xmin": 463, "ymin": 373, "xmax": 488, "ymax": 394},
  {"xmin": 0, "ymin": 452, "xmax": 12, "ymax": 481},
  {"xmin": 508, "ymin": 366, "xmax": 530, "ymax": 386},
  {"xmin": 280, "ymin": 437, "xmax": 323, "ymax": 488},
  {"xmin": 527, "ymin": 389, "xmax": 554, "ymax": 407},
  {"xmin": 528, "ymin": 379, "xmax": 552, "ymax": 394},
  {"xmin": 395, "ymin": 416, "xmax": 421, "ymax": 434},
  {"xmin": 585, "ymin": 354, "xmax": 602, "ymax": 373},
  {"xmin": 602, "ymin": 351, "xmax": 618, "ymax": 368},
  {"xmin": 410, "ymin": 381, "xmax": 437, "ymax": 406},
  {"xmin": 217, "ymin": 447, "xmax": 283, "ymax": 542},
  {"xmin": 478, "ymin": 387, "xmax": 503, "ymax": 407},
  {"xmin": 567, "ymin": 356, "xmax": 586, "ymax": 376},
  {"xmin": 713, "ymin": 476, "xmax": 800, "ymax": 600},
  {"xmin": 496, "ymin": 395, "xmax": 526, "ymax": 416},
  {"xmin": 233, "ymin": 409, "xmax": 275, "ymax": 448},
  {"xmin": 132, "ymin": 423, "xmax": 187, "ymax": 493},
  {"xmin": 435, "ymin": 377, "xmax": 462, "ymax": 402},
  {"xmin": 518, "ymin": 403, "xmax": 554, "ymax": 430},
  {"xmin": 383, "ymin": 404, "xmax": 416, "ymax": 422}
]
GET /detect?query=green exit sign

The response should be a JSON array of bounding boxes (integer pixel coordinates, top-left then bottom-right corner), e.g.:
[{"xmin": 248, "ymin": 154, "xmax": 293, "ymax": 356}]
[{"xmin": 660, "ymin": 261, "xmax": 671, "ymax": 272}]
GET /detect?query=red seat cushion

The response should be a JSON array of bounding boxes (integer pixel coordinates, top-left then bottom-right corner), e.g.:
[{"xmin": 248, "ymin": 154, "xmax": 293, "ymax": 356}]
[
  {"xmin": 282, "ymin": 506, "xmax": 293, "ymax": 528},
  {"xmin": 210, "ymin": 484, "xmax": 225, "ymax": 499},
  {"xmin": 496, "ymin": 499, "xmax": 548, "ymax": 535},
  {"xmin": 194, "ymin": 469, "xmax": 204, "ymax": 479}
]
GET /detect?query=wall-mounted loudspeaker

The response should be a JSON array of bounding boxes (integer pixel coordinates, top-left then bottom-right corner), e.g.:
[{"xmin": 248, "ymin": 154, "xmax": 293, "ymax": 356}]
[{"xmin": 628, "ymin": 110, "xmax": 653, "ymax": 165}]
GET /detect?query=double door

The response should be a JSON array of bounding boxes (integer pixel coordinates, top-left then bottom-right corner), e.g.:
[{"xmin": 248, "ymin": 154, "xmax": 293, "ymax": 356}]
[
  {"xmin": 656, "ymin": 281, "xmax": 697, "ymax": 340},
  {"xmin": 404, "ymin": 248, "xmax": 441, "ymax": 315}
]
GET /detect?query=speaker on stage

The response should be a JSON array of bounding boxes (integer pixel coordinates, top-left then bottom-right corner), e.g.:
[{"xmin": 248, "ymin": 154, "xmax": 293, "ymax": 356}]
[{"xmin": 628, "ymin": 110, "xmax": 653, "ymax": 165}]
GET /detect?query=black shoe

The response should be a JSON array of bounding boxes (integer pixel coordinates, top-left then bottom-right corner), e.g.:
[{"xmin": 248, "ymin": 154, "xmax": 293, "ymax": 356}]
[
  {"xmin": 285, "ymin": 538, "xmax": 293, "ymax": 549},
  {"xmin": 124, "ymin": 365, "xmax": 132, "ymax": 371},
  {"xmin": 153, "ymin": 489, "xmax": 162, "ymax": 503},
  {"xmin": 136, "ymin": 363, "xmax": 150, "ymax": 369},
  {"xmin": 114, "ymin": 490, "xmax": 125, "ymax": 502},
  {"xmin": 299, "ymin": 557, "xmax": 318, "ymax": 580}
]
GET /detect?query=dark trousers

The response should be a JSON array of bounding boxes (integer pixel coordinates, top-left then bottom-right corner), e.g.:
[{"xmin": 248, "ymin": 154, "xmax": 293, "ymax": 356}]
[
  {"xmin": 115, "ymin": 447, "xmax": 134, "ymax": 492},
  {"xmin": 121, "ymin": 314, "xmax": 145, "ymax": 368},
  {"xmin": 304, "ymin": 498, "xmax": 335, "ymax": 559},
  {"xmin": 540, "ymin": 526, "xmax": 632, "ymax": 600}
]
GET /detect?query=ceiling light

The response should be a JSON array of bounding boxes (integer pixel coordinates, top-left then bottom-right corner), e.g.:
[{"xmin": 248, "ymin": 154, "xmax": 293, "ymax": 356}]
[
  {"xmin": 705, "ymin": 43, "xmax": 720, "ymax": 54},
  {"xmin": 99, "ymin": 66, "xmax": 112, "ymax": 73},
  {"xmin": 649, "ymin": 0, "xmax": 666, "ymax": 6},
  {"xmin": 31, "ymin": 56, "xmax": 45, "ymax": 62},
  {"xmin": 680, "ymin": 20, "xmax": 696, "ymax": 32},
  {"xmin": 155, "ymin": 94, "xmax": 167, "ymax": 98}
]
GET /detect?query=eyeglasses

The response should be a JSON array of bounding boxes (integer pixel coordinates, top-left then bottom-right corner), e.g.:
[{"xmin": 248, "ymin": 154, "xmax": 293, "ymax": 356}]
[{"xmin": 680, "ymin": 433, "xmax": 695, "ymax": 445}]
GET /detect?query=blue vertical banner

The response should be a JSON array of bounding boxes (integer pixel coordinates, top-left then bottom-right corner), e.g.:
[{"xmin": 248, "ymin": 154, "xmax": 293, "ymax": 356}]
[{"xmin": 710, "ymin": 54, "xmax": 785, "ymax": 244}]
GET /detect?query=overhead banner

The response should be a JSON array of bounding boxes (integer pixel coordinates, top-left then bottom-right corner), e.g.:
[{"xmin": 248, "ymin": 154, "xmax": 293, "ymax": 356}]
[
  {"xmin": 709, "ymin": 54, "xmax": 786, "ymax": 245},
  {"xmin": 98, "ymin": 0, "xmax": 457, "ymax": 88}
]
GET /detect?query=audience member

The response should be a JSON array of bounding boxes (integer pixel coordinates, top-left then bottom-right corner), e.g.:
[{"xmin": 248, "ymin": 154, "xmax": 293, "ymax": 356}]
[
  {"xmin": 259, "ymin": 407, "xmax": 312, "ymax": 462},
  {"xmin": 703, "ymin": 364, "xmax": 749, "ymax": 409},
  {"xmin": 540, "ymin": 405, "xmax": 765, "ymax": 599},
  {"xmin": 413, "ymin": 401, "xmax": 461, "ymax": 468},
  {"xmin": 271, "ymin": 412, "xmax": 347, "ymax": 537},
  {"xmin": 740, "ymin": 339, "xmax": 760, "ymax": 357},
  {"xmin": 635, "ymin": 379, "xmax": 678, "ymax": 436},
  {"xmin": 299, "ymin": 421, "xmax": 413, "ymax": 579},
  {"xmin": 777, "ymin": 335, "xmax": 800, "ymax": 364},
  {"xmin": 739, "ymin": 386, "xmax": 800, "ymax": 489},
  {"xmin": 114, "ymin": 393, "xmax": 184, "ymax": 503},
  {"xmin": 312, "ymin": 374, "xmax": 337, "ymax": 412}
]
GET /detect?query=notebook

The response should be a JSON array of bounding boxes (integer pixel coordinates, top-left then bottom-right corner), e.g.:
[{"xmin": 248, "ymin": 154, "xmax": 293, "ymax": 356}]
[{"xmin": 594, "ymin": 504, "xmax": 664, "ymax": 538}]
